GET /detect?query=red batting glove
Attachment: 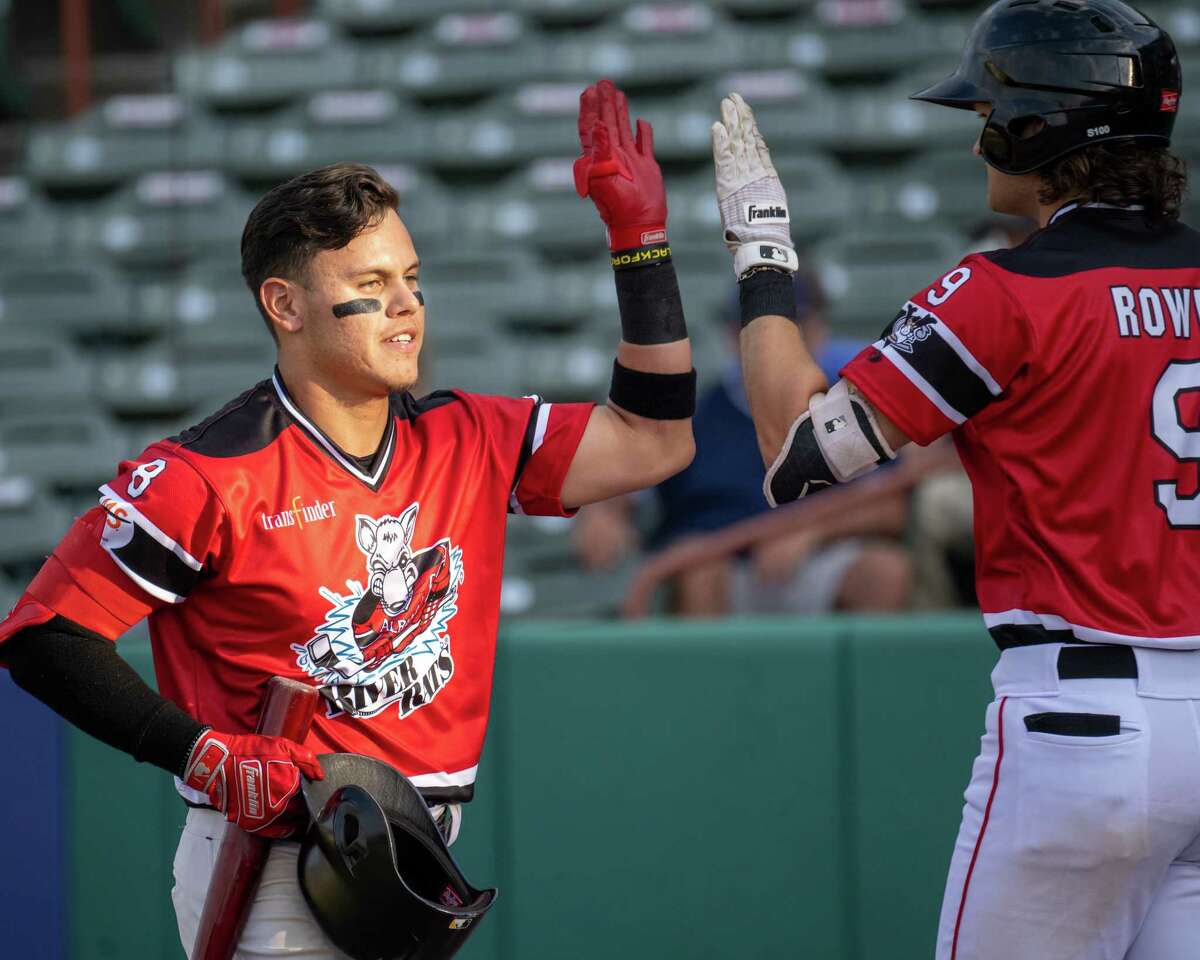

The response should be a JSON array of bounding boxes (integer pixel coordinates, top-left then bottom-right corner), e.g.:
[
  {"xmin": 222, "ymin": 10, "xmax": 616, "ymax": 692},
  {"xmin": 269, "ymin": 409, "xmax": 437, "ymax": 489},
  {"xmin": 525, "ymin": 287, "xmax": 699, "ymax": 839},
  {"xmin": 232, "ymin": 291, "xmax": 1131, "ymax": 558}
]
[
  {"xmin": 573, "ymin": 78, "xmax": 668, "ymax": 252},
  {"xmin": 183, "ymin": 728, "xmax": 324, "ymax": 839}
]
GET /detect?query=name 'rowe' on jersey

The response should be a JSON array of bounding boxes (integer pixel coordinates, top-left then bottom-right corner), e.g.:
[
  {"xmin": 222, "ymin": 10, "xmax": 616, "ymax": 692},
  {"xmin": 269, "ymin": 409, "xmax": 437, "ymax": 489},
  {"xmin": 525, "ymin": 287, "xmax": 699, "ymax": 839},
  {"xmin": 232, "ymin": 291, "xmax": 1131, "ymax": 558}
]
[
  {"xmin": 0, "ymin": 371, "xmax": 593, "ymax": 803},
  {"xmin": 841, "ymin": 205, "xmax": 1200, "ymax": 650}
]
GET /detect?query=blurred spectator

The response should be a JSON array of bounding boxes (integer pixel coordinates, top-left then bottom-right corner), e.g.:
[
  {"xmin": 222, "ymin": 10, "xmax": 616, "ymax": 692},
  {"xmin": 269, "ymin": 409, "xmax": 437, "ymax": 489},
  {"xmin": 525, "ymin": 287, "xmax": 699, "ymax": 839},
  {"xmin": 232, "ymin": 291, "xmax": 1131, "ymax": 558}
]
[{"xmin": 575, "ymin": 268, "xmax": 912, "ymax": 617}]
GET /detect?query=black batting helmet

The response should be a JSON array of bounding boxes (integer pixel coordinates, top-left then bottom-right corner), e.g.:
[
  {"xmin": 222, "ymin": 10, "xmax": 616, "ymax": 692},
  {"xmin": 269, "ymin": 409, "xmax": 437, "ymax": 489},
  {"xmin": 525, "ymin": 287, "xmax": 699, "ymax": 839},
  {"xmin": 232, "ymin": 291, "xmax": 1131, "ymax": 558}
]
[
  {"xmin": 297, "ymin": 753, "xmax": 497, "ymax": 960},
  {"xmin": 912, "ymin": 0, "xmax": 1181, "ymax": 174}
]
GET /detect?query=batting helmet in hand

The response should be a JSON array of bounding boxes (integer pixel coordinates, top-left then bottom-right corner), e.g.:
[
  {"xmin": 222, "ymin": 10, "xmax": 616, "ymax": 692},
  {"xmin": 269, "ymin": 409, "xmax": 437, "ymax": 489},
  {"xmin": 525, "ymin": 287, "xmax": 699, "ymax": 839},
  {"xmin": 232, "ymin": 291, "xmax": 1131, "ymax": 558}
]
[
  {"xmin": 297, "ymin": 753, "xmax": 497, "ymax": 960},
  {"xmin": 913, "ymin": 0, "xmax": 1181, "ymax": 174}
]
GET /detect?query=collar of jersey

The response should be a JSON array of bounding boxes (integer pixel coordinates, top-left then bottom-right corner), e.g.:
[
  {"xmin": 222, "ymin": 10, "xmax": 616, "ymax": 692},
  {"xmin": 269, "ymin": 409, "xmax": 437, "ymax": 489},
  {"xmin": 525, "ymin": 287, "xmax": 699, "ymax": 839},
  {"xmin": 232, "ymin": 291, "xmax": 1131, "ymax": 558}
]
[
  {"xmin": 270, "ymin": 369, "xmax": 397, "ymax": 491},
  {"xmin": 1049, "ymin": 201, "xmax": 1146, "ymax": 226}
]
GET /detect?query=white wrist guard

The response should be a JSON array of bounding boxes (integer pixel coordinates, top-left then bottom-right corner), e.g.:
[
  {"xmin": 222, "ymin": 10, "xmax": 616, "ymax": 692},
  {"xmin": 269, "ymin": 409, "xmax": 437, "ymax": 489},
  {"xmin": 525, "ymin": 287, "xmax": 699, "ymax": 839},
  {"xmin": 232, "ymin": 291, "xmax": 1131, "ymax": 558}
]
[{"xmin": 762, "ymin": 380, "xmax": 896, "ymax": 507}]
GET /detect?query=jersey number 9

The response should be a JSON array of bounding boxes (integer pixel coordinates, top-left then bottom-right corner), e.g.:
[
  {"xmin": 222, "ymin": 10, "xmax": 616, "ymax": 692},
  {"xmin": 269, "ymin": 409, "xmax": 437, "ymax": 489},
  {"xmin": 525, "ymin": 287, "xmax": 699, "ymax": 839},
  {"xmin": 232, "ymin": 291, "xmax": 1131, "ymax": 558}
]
[{"xmin": 1152, "ymin": 361, "xmax": 1200, "ymax": 528}]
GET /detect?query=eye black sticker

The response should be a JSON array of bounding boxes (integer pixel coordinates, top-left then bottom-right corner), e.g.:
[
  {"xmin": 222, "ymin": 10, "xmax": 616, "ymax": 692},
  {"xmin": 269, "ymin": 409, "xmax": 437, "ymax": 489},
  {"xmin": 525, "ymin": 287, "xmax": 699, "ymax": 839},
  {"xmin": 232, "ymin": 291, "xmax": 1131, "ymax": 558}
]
[{"xmin": 331, "ymin": 298, "xmax": 383, "ymax": 319}]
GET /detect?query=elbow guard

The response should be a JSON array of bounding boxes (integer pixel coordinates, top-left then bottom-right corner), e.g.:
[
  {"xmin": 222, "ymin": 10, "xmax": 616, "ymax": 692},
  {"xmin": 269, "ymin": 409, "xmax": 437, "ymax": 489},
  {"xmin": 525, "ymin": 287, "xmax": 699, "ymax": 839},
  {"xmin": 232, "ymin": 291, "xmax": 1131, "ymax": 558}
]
[{"xmin": 763, "ymin": 380, "xmax": 896, "ymax": 507}]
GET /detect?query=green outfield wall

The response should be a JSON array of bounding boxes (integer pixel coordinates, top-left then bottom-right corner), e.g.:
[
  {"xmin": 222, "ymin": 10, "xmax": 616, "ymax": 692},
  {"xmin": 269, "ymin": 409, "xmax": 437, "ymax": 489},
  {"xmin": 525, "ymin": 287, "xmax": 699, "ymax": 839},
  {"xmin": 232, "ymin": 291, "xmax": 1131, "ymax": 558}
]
[{"xmin": 66, "ymin": 614, "xmax": 996, "ymax": 960}]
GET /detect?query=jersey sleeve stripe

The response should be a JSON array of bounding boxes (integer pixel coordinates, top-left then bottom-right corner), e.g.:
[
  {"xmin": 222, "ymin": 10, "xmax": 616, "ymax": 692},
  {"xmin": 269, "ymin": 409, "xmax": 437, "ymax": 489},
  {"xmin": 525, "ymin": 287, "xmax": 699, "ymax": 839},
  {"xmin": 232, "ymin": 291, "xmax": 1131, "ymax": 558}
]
[
  {"xmin": 876, "ymin": 343, "xmax": 967, "ymax": 425},
  {"xmin": 105, "ymin": 545, "xmax": 187, "ymax": 605},
  {"xmin": 933, "ymin": 322, "xmax": 1003, "ymax": 396},
  {"xmin": 530, "ymin": 402, "xmax": 552, "ymax": 457},
  {"xmin": 508, "ymin": 395, "xmax": 544, "ymax": 507},
  {"xmin": 98, "ymin": 484, "xmax": 202, "ymax": 571},
  {"xmin": 884, "ymin": 326, "xmax": 995, "ymax": 418}
]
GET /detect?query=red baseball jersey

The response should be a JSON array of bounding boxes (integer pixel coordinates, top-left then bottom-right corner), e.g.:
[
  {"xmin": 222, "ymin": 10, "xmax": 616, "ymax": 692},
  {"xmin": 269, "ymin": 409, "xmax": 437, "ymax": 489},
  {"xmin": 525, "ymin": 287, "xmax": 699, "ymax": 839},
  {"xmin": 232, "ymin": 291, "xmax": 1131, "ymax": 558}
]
[
  {"xmin": 842, "ymin": 204, "xmax": 1200, "ymax": 649},
  {"xmin": 0, "ymin": 371, "xmax": 593, "ymax": 802}
]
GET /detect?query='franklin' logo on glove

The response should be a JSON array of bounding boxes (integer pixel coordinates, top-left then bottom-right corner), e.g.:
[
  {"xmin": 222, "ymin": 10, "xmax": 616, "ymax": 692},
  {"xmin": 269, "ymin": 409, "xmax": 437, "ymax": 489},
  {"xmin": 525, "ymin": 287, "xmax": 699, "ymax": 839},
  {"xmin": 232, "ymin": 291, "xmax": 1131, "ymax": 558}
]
[{"xmin": 745, "ymin": 203, "xmax": 789, "ymax": 224}]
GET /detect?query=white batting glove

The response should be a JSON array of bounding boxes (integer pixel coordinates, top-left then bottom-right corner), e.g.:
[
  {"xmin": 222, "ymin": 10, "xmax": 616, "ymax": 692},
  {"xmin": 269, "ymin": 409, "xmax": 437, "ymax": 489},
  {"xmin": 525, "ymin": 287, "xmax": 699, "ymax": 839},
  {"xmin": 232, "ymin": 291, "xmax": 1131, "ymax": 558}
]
[{"xmin": 711, "ymin": 93, "xmax": 799, "ymax": 277}]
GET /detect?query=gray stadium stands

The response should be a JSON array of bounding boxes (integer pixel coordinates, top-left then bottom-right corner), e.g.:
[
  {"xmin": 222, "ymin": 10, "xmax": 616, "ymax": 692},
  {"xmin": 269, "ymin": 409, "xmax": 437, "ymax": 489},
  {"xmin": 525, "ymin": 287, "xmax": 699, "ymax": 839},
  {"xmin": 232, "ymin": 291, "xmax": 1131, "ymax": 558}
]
[{"xmin": 5, "ymin": 0, "xmax": 1195, "ymax": 613}]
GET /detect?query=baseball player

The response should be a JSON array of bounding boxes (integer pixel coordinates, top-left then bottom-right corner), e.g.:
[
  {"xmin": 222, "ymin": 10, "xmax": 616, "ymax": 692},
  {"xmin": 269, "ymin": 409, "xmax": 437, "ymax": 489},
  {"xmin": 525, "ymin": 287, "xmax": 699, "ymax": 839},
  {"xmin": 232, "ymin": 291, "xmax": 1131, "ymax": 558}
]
[
  {"xmin": 0, "ymin": 79, "xmax": 695, "ymax": 957},
  {"xmin": 711, "ymin": 1, "xmax": 1200, "ymax": 957}
]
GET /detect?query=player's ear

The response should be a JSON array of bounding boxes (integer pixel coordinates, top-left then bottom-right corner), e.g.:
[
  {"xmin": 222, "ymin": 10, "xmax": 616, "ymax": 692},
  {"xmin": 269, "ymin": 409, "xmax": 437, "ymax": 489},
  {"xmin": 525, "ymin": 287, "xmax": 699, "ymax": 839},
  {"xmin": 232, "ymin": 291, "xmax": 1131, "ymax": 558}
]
[{"xmin": 260, "ymin": 277, "xmax": 304, "ymax": 335}]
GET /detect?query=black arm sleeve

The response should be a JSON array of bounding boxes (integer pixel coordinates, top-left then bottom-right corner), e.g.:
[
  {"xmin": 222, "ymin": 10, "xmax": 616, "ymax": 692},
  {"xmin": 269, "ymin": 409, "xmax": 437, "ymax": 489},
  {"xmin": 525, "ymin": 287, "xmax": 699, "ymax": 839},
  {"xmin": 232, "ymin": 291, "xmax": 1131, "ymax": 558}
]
[{"xmin": 5, "ymin": 616, "xmax": 205, "ymax": 777}]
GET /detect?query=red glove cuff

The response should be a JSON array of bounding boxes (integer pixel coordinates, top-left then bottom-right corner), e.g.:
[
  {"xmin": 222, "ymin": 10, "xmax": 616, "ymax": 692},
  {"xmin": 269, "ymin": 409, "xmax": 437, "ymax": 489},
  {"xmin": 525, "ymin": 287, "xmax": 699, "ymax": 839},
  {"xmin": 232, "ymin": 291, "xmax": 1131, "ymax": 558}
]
[{"xmin": 607, "ymin": 224, "xmax": 668, "ymax": 252}]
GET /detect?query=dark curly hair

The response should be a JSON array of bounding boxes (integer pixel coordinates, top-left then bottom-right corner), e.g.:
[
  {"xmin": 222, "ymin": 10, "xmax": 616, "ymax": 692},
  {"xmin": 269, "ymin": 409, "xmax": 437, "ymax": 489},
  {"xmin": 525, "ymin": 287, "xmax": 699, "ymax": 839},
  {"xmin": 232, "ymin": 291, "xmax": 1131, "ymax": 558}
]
[
  {"xmin": 1037, "ymin": 141, "xmax": 1188, "ymax": 224},
  {"xmin": 241, "ymin": 162, "xmax": 400, "ymax": 339}
]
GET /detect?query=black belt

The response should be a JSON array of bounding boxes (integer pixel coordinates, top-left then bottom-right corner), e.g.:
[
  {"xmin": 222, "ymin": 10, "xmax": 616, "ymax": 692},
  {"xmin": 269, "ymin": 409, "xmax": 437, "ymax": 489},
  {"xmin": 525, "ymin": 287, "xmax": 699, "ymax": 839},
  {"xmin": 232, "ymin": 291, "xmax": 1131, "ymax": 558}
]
[{"xmin": 1057, "ymin": 644, "xmax": 1137, "ymax": 680}]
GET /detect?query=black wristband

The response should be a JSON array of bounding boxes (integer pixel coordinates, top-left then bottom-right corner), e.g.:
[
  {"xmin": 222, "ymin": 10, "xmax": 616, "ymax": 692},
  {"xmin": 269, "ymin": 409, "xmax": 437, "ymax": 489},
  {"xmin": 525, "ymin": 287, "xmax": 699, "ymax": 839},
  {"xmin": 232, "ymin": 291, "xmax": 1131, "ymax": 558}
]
[
  {"xmin": 738, "ymin": 267, "xmax": 796, "ymax": 328},
  {"xmin": 609, "ymin": 360, "xmax": 697, "ymax": 420},
  {"xmin": 612, "ymin": 252, "xmax": 688, "ymax": 345}
]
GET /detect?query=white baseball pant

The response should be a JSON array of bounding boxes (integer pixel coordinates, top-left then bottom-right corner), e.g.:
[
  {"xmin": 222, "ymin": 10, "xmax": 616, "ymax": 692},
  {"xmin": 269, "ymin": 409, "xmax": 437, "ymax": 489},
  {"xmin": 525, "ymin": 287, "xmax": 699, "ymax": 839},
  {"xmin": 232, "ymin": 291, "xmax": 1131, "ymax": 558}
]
[
  {"xmin": 937, "ymin": 643, "xmax": 1200, "ymax": 960},
  {"xmin": 172, "ymin": 803, "xmax": 460, "ymax": 959}
]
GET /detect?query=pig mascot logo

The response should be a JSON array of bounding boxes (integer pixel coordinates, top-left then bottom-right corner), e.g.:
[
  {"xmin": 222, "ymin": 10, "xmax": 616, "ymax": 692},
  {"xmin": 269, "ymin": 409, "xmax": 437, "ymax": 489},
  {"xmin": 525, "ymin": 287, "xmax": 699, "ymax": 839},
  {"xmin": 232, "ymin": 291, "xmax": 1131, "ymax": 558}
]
[{"xmin": 293, "ymin": 502, "xmax": 464, "ymax": 720}]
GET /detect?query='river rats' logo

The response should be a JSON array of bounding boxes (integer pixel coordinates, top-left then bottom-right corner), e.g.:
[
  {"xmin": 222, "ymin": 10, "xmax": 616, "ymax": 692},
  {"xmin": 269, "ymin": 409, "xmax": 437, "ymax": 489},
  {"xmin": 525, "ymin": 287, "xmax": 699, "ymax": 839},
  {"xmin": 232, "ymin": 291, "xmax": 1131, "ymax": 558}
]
[
  {"xmin": 293, "ymin": 501, "xmax": 464, "ymax": 720},
  {"xmin": 886, "ymin": 301, "xmax": 939, "ymax": 355}
]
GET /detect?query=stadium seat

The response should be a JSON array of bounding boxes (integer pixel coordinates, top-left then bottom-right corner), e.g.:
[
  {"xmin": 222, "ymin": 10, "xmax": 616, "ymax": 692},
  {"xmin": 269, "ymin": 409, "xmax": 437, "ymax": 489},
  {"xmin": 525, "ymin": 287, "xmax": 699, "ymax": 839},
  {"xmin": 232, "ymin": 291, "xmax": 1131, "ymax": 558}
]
[
  {"xmin": 514, "ymin": 0, "xmax": 637, "ymax": 22},
  {"xmin": 174, "ymin": 19, "xmax": 361, "ymax": 108},
  {"xmin": 0, "ymin": 259, "xmax": 136, "ymax": 336},
  {"xmin": 224, "ymin": 91, "xmax": 436, "ymax": 179},
  {"xmin": 839, "ymin": 72, "xmax": 978, "ymax": 154},
  {"xmin": 717, "ymin": 0, "xmax": 814, "ymax": 17},
  {"xmin": 176, "ymin": 342, "xmax": 277, "ymax": 411},
  {"xmin": 0, "ymin": 412, "xmax": 128, "ymax": 489},
  {"xmin": 550, "ymin": 5, "xmax": 742, "ymax": 87},
  {"xmin": 862, "ymin": 148, "xmax": 988, "ymax": 228},
  {"xmin": 722, "ymin": 73, "xmax": 843, "ymax": 154},
  {"xmin": 625, "ymin": 86, "xmax": 724, "ymax": 162},
  {"xmin": 456, "ymin": 159, "xmax": 602, "ymax": 254},
  {"xmin": 1141, "ymin": 5, "xmax": 1200, "ymax": 51},
  {"xmin": 24, "ymin": 95, "xmax": 226, "ymax": 189},
  {"xmin": 0, "ymin": 477, "xmax": 72, "ymax": 567},
  {"xmin": 93, "ymin": 346, "xmax": 191, "ymax": 417},
  {"xmin": 421, "ymin": 251, "xmax": 551, "ymax": 347},
  {"xmin": 812, "ymin": 224, "xmax": 966, "ymax": 338},
  {"xmin": 0, "ymin": 570, "xmax": 17, "ymax": 612},
  {"xmin": 0, "ymin": 178, "xmax": 62, "ymax": 256},
  {"xmin": 432, "ymin": 84, "xmax": 580, "ymax": 168},
  {"xmin": 136, "ymin": 259, "xmax": 262, "ymax": 348},
  {"xmin": 318, "ymin": 0, "xmax": 500, "ymax": 33},
  {"xmin": 70, "ymin": 171, "xmax": 255, "ymax": 266},
  {"xmin": 516, "ymin": 330, "xmax": 614, "ymax": 400},
  {"xmin": 359, "ymin": 13, "xmax": 551, "ymax": 99},
  {"xmin": 780, "ymin": 10, "xmax": 971, "ymax": 81},
  {"xmin": 0, "ymin": 333, "xmax": 94, "ymax": 414}
]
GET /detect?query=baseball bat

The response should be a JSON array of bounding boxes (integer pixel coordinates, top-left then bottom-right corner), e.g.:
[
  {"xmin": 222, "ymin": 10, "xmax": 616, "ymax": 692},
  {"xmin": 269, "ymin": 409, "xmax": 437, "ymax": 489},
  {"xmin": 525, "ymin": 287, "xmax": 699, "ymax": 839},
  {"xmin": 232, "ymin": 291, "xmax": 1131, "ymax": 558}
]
[{"xmin": 191, "ymin": 677, "xmax": 319, "ymax": 960}]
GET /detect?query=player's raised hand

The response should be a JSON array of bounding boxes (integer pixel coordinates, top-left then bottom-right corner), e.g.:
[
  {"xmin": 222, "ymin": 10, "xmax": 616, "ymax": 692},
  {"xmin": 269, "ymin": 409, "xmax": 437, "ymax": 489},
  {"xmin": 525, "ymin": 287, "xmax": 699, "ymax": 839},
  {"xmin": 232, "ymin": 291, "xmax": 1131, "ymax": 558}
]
[
  {"xmin": 183, "ymin": 728, "xmax": 324, "ymax": 839},
  {"xmin": 574, "ymin": 78, "xmax": 668, "ymax": 252},
  {"xmin": 711, "ymin": 93, "xmax": 799, "ymax": 276}
]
